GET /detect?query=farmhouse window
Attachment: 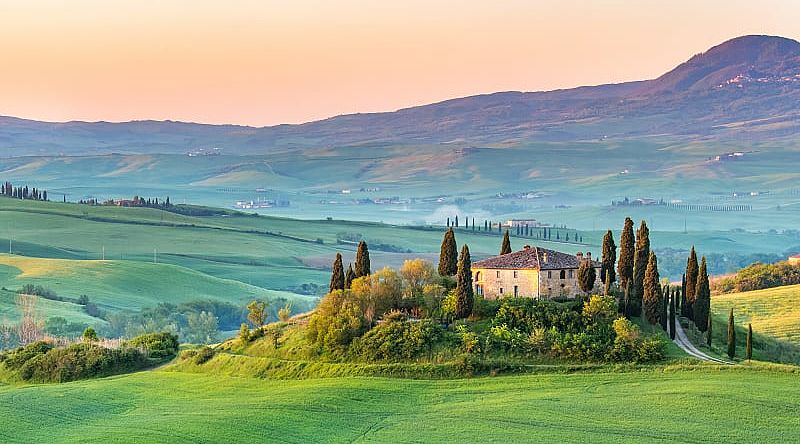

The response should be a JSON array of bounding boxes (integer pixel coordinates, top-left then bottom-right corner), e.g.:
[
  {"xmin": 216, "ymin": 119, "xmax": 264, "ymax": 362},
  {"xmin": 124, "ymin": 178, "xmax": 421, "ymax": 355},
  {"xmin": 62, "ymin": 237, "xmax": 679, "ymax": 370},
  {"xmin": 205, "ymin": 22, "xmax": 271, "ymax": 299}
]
[{"xmin": 560, "ymin": 270, "xmax": 566, "ymax": 280}]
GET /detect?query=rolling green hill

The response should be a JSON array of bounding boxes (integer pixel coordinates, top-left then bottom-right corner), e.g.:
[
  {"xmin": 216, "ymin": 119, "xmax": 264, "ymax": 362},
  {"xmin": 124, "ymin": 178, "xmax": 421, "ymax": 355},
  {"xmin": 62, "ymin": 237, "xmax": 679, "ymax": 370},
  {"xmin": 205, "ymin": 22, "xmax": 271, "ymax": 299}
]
[
  {"xmin": 0, "ymin": 367, "xmax": 797, "ymax": 443},
  {"xmin": 712, "ymin": 285, "xmax": 800, "ymax": 346}
]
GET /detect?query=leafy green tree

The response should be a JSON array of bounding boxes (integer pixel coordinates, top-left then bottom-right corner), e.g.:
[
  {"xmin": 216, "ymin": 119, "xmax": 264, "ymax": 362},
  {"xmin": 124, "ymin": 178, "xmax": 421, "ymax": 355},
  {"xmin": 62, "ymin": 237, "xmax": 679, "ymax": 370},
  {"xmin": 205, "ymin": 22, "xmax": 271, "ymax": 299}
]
[
  {"xmin": 278, "ymin": 304, "xmax": 292, "ymax": 322},
  {"xmin": 727, "ymin": 308, "xmax": 736, "ymax": 359},
  {"xmin": 685, "ymin": 247, "xmax": 699, "ymax": 319},
  {"xmin": 669, "ymin": 288, "xmax": 676, "ymax": 340},
  {"xmin": 694, "ymin": 257, "xmax": 711, "ymax": 332},
  {"xmin": 345, "ymin": 263, "xmax": 356, "ymax": 289},
  {"xmin": 500, "ymin": 230, "xmax": 512, "ymax": 255},
  {"xmin": 239, "ymin": 323, "xmax": 250, "ymax": 342},
  {"xmin": 642, "ymin": 252, "xmax": 661, "ymax": 325},
  {"xmin": 247, "ymin": 300, "xmax": 267, "ymax": 328},
  {"xmin": 330, "ymin": 253, "xmax": 345, "ymax": 293},
  {"xmin": 617, "ymin": 218, "xmax": 635, "ymax": 299},
  {"xmin": 454, "ymin": 244, "xmax": 474, "ymax": 319},
  {"xmin": 746, "ymin": 324, "xmax": 753, "ymax": 361},
  {"xmin": 82, "ymin": 327, "xmax": 98, "ymax": 342},
  {"xmin": 600, "ymin": 230, "xmax": 616, "ymax": 285},
  {"xmin": 355, "ymin": 241, "xmax": 371, "ymax": 277},
  {"xmin": 577, "ymin": 260, "xmax": 596, "ymax": 294},
  {"xmin": 438, "ymin": 228, "xmax": 458, "ymax": 276},
  {"xmin": 185, "ymin": 310, "xmax": 219, "ymax": 344},
  {"xmin": 632, "ymin": 220, "xmax": 650, "ymax": 317}
]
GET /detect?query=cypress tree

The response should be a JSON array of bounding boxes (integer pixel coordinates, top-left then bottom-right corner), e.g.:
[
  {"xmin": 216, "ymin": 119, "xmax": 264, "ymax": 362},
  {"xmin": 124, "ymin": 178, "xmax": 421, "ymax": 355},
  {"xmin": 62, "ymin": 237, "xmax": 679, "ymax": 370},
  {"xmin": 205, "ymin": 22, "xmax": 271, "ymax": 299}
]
[
  {"xmin": 329, "ymin": 253, "xmax": 345, "ymax": 293},
  {"xmin": 746, "ymin": 324, "xmax": 753, "ymax": 361},
  {"xmin": 500, "ymin": 230, "xmax": 512, "ymax": 255},
  {"xmin": 632, "ymin": 220, "xmax": 650, "ymax": 317},
  {"xmin": 685, "ymin": 247, "xmax": 699, "ymax": 320},
  {"xmin": 355, "ymin": 241, "xmax": 370, "ymax": 277},
  {"xmin": 438, "ymin": 228, "xmax": 458, "ymax": 276},
  {"xmin": 577, "ymin": 260, "xmax": 596, "ymax": 294},
  {"xmin": 600, "ymin": 230, "xmax": 616, "ymax": 285},
  {"xmin": 623, "ymin": 280, "xmax": 633, "ymax": 317},
  {"xmin": 604, "ymin": 270, "xmax": 612, "ymax": 296},
  {"xmin": 669, "ymin": 288, "xmax": 676, "ymax": 340},
  {"xmin": 454, "ymin": 244, "xmax": 474, "ymax": 319},
  {"xmin": 660, "ymin": 286, "xmax": 668, "ymax": 332},
  {"xmin": 345, "ymin": 263, "xmax": 356, "ymax": 289},
  {"xmin": 642, "ymin": 251, "xmax": 661, "ymax": 325},
  {"xmin": 706, "ymin": 314, "xmax": 713, "ymax": 347},
  {"xmin": 727, "ymin": 308, "xmax": 736, "ymax": 359},
  {"xmin": 694, "ymin": 257, "xmax": 710, "ymax": 332},
  {"xmin": 680, "ymin": 273, "xmax": 689, "ymax": 318},
  {"xmin": 617, "ymin": 217, "xmax": 635, "ymax": 294}
]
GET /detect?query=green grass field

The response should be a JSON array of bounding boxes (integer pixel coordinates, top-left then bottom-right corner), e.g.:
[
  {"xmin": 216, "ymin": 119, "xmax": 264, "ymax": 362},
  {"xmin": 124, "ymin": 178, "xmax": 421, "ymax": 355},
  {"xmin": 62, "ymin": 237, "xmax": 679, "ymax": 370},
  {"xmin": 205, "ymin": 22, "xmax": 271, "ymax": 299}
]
[
  {"xmin": 0, "ymin": 367, "xmax": 798, "ymax": 443},
  {"xmin": 712, "ymin": 285, "xmax": 800, "ymax": 345}
]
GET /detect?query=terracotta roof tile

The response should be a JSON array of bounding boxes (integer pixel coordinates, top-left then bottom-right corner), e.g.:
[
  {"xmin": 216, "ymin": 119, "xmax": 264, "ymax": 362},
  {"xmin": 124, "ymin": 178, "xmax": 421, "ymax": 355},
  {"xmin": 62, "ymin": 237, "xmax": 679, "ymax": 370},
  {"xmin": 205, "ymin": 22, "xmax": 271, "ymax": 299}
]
[{"xmin": 473, "ymin": 246, "xmax": 600, "ymax": 270}]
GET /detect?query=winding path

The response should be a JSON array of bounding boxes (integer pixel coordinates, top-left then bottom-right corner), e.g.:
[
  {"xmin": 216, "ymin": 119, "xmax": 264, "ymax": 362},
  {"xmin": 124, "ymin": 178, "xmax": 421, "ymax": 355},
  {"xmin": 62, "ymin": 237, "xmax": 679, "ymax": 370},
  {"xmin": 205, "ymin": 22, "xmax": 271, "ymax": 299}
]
[{"xmin": 671, "ymin": 315, "xmax": 734, "ymax": 365}]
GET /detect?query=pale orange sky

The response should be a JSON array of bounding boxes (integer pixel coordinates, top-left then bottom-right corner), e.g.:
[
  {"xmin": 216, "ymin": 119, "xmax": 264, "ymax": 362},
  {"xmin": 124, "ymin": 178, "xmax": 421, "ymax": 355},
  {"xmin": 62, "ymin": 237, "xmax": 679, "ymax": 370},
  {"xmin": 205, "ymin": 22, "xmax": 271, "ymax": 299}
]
[{"xmin": 1, "ymin": 0, "xmax": 798, "ymax": 126}]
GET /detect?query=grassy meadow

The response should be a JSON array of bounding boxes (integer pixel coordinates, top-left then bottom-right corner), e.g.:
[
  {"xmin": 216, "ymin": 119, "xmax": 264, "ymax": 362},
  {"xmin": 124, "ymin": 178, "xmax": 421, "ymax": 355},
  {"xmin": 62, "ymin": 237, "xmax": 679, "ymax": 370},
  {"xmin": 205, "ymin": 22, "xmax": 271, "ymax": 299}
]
[
  {"xmin": 712, "ymin": 285, "xmax": 800, "ymax": 346},
  {"xmin": 0, "ymin": 367, "xmax": 798, "ymax": 443}
]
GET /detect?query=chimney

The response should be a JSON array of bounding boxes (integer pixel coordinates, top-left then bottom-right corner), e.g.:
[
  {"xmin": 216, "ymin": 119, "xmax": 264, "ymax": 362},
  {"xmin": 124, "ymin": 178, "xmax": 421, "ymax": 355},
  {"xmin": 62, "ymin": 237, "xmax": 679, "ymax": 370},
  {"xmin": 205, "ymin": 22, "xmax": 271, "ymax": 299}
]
[
  {"xmin": 543, "ymin": 252, "xmax": 548, "ymax": 263},
  {"xmin": 576, "ymin": 252, "xmax": 584, "ymax": 261},
  {"xmin": 524, "ymin": 245, "xmax": 531, "ymax": 250}
]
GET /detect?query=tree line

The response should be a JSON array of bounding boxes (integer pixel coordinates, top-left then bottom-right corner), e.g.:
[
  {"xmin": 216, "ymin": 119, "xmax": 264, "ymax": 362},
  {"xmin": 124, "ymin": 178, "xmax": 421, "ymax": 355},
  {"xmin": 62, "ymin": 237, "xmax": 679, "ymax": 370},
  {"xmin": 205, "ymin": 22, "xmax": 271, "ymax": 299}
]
[{"xmin": 1, "ymin": 182, "xmax": 47, "ymax": 201}]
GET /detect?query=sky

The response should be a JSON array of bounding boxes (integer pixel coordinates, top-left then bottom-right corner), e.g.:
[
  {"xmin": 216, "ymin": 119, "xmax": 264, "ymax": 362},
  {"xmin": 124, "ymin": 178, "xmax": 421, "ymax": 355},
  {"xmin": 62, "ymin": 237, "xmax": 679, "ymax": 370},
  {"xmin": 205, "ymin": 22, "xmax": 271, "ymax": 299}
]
[{"xmin": 1, "ymin": 0, "xmax": 799, "ymax": 127}]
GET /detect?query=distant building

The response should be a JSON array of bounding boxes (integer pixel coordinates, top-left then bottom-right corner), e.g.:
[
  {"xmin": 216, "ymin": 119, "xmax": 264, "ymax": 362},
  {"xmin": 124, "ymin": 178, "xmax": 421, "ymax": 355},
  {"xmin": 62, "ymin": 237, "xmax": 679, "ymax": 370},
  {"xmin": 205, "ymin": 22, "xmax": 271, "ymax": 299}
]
[
  {"xmin": 503, "ymin": 219, "xmax": 544, "ymax": 228},
  {"xmin": 788, "ymin": 254, "xmax": 800, "ymax": 266},
  {"xmin": 472, "ymin": 246, "xmax": 601, "ymax": 300}
]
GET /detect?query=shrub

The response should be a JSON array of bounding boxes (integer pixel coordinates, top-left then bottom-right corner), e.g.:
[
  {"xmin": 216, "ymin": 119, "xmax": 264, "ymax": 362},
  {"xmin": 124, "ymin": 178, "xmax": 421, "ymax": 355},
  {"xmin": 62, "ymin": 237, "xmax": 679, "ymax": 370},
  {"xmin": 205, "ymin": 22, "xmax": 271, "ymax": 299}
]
[
  {"xmin": 3, "ymin": 341, "xmax": 54, "ymax": 370},
  {"xmin": 18, "ymin": 343, "xmax": 148, "ymax": 383},
  {"xmin": 712, "ymin": 261, "xmax": 800, "ymax": 294},
  {"xmin": 82, "ymin": 327, "xmax": 98, "ymax": 342},
  {"xmin": 193, "ymin": 346, "xmax": 216, "ymax": 365},
  {"xmin": 126, "ymin": 332, "xmax": 179, "ymax": 360},
  {"xmin": 351, "ymin": 319, "xmax": 442, "ymax": 362}
]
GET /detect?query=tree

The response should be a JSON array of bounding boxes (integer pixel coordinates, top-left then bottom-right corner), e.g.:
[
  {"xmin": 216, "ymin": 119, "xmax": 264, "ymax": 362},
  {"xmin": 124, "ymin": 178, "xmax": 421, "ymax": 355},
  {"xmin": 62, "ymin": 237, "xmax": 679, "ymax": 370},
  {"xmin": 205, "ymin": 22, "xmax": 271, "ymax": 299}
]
[
  {"xmin": 82, "ymin": 326, "xmax": 98, "ymax": 342},
  {"xmin": 660, "ymin": 286, "xmax": 668, "ymax": 332},
  {"xmin": 438, "ymin": 228, "xmax": 458, "ymax": 276},
  {"xmin": 185, "ymin": 311, "xmax": 219, "ymax": 344},
  {"xmin": 617, "ymin": 218, "xmax": 635, "ymax": 295},
  {"xmin": 454, "ymin": 244, "xmax": 474, "ymax": 319},
  {"xmin": 604, "ymin": 270, "xmax": 612, "ymax": 296},
  {"xmin": 355, "ymin": 241, "xmax": 371, "ymax": 277},
  {"xmin": 400, "ymin": 258, "xmax": 435, "ymax": 295},
  {"xmin": 642, "ymin": 252, "xmax": 661, "ymax": 325},
  {"xmin": 694, "ymin": 257, "xmax": 711, "ymax": 332},
  {"xmin": 706, "ymin": 315, "xmax": 713, "ymax": 347},
  {"xmin": 631, "ymin": 220, "xmax": 650, "ymax": 317},
  {"xmin": 669, "ymin": 288, "xmax": 676, "ymax": 340},
  {"xmin": 278, "ymin": 304, "xmax": 292, "ymax": 322},
  {"xmin": 727, "ymin": 308, "xmax": 736, "ymax": 359},
  {"xmin": 577, "ymin": 260, "xmax": 596, "ymax": 294},
  {"xmin": 345, "ymin": 263, "xmax": 356, "ymax": 289},
  {"xmin": 746, "ymin": 324, "xmax": 753, "ymax": 361},
  {"xmin": 600, "ymin": 230, "xmax": 616, "ymax": 285},
  {"xmin": 247, "ymin": 300, "xmax": 267, "ymax": 328},
  {"xmin": 329, "ymin": 253, "xmax": 345, "ymax": 293},
  {"xmin": 685, "ymin": 246, "xmax": 699, "ymax": 319},
  {"xmin": 500, "ymin": 230, "xmax": 512, "ymax": 255}
]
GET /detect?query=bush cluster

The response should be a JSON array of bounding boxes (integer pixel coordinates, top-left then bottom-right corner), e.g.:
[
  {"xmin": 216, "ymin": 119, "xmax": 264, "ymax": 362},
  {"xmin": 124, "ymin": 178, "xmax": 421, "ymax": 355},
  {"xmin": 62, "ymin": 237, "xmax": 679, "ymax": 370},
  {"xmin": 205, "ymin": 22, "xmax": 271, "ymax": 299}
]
[
  {"xmin": 711, "ymin": 261, "xmax": 800, "ymax": 294},
  {"xmin": 351, "ymin": 315, "xmax": 443, "ymax": 362}
]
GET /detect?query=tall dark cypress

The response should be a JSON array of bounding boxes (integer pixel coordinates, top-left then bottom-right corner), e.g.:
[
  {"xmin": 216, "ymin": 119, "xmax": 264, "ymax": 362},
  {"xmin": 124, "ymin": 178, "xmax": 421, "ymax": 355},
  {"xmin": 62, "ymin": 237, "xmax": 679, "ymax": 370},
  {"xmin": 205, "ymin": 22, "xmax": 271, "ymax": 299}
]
[
  {"xmin": 355, "ymin": 241, "xmax": 371, "ymax": 277},
  {"xmin": 617, "ymin": 217, "xmax": 635, "ymax": 295},
  {"xmin": 438, "ymin": 228, "xmax": 458, "ymax": 276},
  {"xmin": 600, "ymin": 230, "xmax": 616, "ymax": 285},
  {"xmin": 680, "ymin": 273, "xmax": 689, "ymax": 318},
  {"xmin": 685, "ymin": 246, "xmax": 699, "ymax": 320},
  {"xmin": 694, "ymin": 256, "xmax": 710, "ymax": 332},
  {"xmin": 604, "ymin": 270, "xmax": 612, "ymax": 296},
  {"xmin": 660, "ymin": 286, "xmax": 669, "ymax": 332},
  {"xmin": 329, "ymin": 253, "xmax": 345, "ymax": 293},
  {"xmin": 454, "ymin": 244, "xmax": 474, "ymax": 319},
  {"xmin": 500, "ymin": 230, "xmax": 512, "ymax": 255},
  {"xmin": 706, "ymin": 314, "xmax": 713, "ymax": 347},
  {"xmin": 642, "ymin": 251, "xmax": 661, "ymax": 325},
  {"xmin": 669, "ymin": 288, "xmax": 676, "ymax": 340},
  {"xmin": 345, "ymin": 263, "xmax": 356, "ymax": 289},
  {"xmin": 727, "ymin": 308, "xmax": 736, "ymax": 359},
  {"xmin": 746, "ymin": 324, "xmax": 753, "ymax": 361},
  {"xmin": 632, "ymin": 220, "xmax": 650, "ymax": 317}
]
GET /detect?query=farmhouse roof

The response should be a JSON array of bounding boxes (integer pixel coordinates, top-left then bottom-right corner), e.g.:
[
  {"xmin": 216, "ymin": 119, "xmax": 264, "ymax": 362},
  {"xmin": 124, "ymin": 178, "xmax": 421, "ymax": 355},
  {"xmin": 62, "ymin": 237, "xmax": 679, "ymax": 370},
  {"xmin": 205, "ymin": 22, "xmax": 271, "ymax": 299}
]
[{"xmin": 473, "ymin": 246, "xmax": 600, "ymax": 270}]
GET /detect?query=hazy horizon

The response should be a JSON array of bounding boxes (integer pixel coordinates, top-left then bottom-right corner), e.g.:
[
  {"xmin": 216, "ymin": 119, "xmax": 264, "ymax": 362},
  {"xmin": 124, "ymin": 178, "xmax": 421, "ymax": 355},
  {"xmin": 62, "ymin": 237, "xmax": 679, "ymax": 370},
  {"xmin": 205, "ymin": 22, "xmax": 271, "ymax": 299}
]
[{"xmin": 2, "ymin": 0, "xmax": 799, "ymax": 127}]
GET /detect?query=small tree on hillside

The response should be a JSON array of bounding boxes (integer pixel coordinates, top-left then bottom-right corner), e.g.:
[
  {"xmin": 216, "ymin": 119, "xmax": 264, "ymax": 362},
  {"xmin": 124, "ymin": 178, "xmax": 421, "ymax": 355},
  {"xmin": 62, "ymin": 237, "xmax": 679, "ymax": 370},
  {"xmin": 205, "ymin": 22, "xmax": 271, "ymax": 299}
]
[
  {"xmin": 247, "ymin": 300, "xmax": 267, "ymax": 328},
  {"xmin": 660, "ymin": 286, "xmax": 668, "ymax": 332},
  {"xmin": 706, "ymin": 315, "xmax": 713, "ymax": 347},
  {"xmin": 355, "ymin": 241, "xmax": 371, "ymax": 277},
  {"xmin": 438, "ymin": 228, "xmax": 458, "ymax": 276},
  {"xmin": 454, "ymin": 244, "xmax": 474, "ymax": 319},
  {"xmin": 345, "ymin": 263, "xmax": 356, "ymax": 289},
  {"xmin": 632, "ymin": 220, "xmax": 650, "ymax": 317},
  {"xmin": 330, "ymin": 253, "xmax": 345, "ymax": 293},
  {"xmin": 578, "ymin": 260, "xmax": 596, "ymax": 294},
  {"xmin": 746, "ymin": 324, "xmax": 753, "ymax": 361},
  {"xmin": 600, "ymin": 230, "xmax": 616, "ymax": 285},
  {"xmin": 604, "ymin": 270, "xmax": 612, "ymax": 296},
  {"xmin": 669, "ymin": 289, "xmax": 676, "ymax": 340},
  {"xmin": 500, "ymin": 230, "xmax": 512, "ymax": 255},
  {"xmin": 642, "ymin": 251, "xmax": 661, "ymax": 325},
  {"xmin": 82, "ymin": 327, "xmax": 98, "ymax": 342},
  {"xmin": 727, "ymin": 308, "xmax": 736, "ymax": 359}
]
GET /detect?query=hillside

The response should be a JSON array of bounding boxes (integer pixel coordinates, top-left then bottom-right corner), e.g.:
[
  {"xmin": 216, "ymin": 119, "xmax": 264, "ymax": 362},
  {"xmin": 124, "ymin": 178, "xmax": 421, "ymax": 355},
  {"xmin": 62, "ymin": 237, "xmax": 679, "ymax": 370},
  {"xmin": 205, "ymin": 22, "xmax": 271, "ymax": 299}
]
[
  {"xmin": 712, "ymin": 285, "xmax": 800, "ymax": 346},
  {"xmin": 2, "ymin": 35, "xmax": 799, "ymax": 157}
]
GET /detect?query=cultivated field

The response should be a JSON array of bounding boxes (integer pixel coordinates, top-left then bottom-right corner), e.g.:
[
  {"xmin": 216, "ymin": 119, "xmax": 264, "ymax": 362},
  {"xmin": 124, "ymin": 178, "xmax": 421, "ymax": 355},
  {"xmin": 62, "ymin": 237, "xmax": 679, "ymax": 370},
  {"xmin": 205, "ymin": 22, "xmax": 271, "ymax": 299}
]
[
  {"xmin": 0, "ymin": 368, "xmax": 797, "ymax": 443},
  {"xmin": 712, "ymin": 284, "xmax": 800, "ymax": 345}
]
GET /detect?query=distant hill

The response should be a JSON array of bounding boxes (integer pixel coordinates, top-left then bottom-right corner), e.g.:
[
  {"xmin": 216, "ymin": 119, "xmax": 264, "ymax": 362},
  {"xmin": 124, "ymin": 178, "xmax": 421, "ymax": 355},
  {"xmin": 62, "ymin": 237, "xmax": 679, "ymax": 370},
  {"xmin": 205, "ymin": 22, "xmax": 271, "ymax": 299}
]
[{"xmin": 2, "ymin": 35, "xmax": 799, "ymax": 156}]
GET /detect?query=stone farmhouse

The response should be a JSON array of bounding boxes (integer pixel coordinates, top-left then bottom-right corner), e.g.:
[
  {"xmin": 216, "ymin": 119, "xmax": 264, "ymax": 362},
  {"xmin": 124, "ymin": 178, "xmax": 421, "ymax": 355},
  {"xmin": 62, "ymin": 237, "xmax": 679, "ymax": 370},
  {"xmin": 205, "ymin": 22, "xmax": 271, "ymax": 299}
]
[{"xmin": 472, "ymin": 245, "xmax": 602, "ymax": 299}]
